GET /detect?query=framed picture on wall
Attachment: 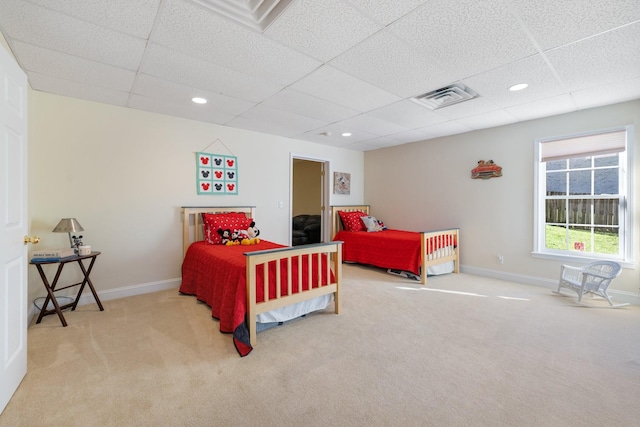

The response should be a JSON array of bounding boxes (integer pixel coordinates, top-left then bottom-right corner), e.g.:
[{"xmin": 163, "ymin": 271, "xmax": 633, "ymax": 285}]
[{"xmin": 333, "ymin": 172, "xmax": 350, "ymax": 195}]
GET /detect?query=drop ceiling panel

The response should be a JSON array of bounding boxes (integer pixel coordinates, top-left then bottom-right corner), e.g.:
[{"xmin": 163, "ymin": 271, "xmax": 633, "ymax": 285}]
[
  {"xmin": 264, "ymin": 0, "xmax": 381, "ymax": 62},
  {"xmin": 428, "ymin": 96, "xmax": 502, "ymax": 120},
  {"xmin": 511, "ymin": 0, "xmax": 640, "ymax": 50},
  {"xmin": 461, "ymin": 55, "xmax": 566, "ymax": 107},
  {"xmin": 129, "ymin": 93, "xmax": 235, "ymax": 124},
  {"xmin": 505, "ymin": 94, "xmax": 578, "ymax": 122},
  {"xmin": 28, "ymin": 71, "xmax": 130, "ymax": 106},
  {"xmin": 229, "ymin": 104, "xmax": 328, "ymax": 135},
  {"xmin": 132, "ymin": 74, "xmax": 255, "ymax": 116},
  {"xmin": 303, "ymin": 122, "xmax": 377, "ymax": 143},
  {"xmin": 261, "ymin": 88, "xmax": 360, "ymax": 123},
  {"xmin": 14, "ymin": 41, "xmax": 136, "ymax": 92},
  {"xmin": 26, "ymin": 0, "xmax": 161, "ymax": 38},
  {"xmin": 571, "ymin": 77, "xmax": 640, "ymax": 110},
  {"xmin": 289, "ymin": 65, "xmax": 402, "ymax": 112},
  {"xmin": 419, "ymin": 121, "xmax": 474, "ymax": 139},
  {"xmin": 140, "ymin": 44, "xmax": 283, "ymax": 103},
  {"xmin": 456, "ymin": 109, "xmax": 519, "ymax": 130},
  {"xmin": 330, "ymin": 30, "xmax": 454, "ymax": 98},
  {"xmin": 366, "ymin": 101, "xmax": 448, "ymax": 129},
  {"xmin": 1, "ymin": 1, "xmax": 146, "ymax": 70},
  {"xmin": 152, "ymin": 0, "xmax": 321, "ymax": 85},
  {"xmin": 347, "ymin": 0, "xmax": 430, "ymax": 26},
  {"xmin": 390, "ymin": 0, "xmax": 537, "ymax": 79},
  {"xmin": 337, "ymin": 113, "xmax": 409, "ymax": 136},
  {"xmin": 546, "ymin": 23, "xmax": 640, "ymax": 92}
]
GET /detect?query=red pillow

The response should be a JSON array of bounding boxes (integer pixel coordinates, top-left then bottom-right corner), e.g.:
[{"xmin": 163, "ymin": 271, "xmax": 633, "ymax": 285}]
[
  {"xmin": 202, "ymin": 213, "xmax": 252, "ymax": 244},
  {"xmin": 338, "ymin": 210, "xmax": 367, "ymax": 232}
]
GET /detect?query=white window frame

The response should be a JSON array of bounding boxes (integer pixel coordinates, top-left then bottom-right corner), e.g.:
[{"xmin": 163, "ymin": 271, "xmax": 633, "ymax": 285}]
[{"xmin": 533, "ymin": 125, "xmax": 633, "ymax": 265}]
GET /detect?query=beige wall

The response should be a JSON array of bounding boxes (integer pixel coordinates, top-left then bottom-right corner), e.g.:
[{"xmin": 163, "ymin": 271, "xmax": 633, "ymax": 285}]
[
  {"xmin": 365, "ymin": 100, "xmax": 640, "ymax": 301},
  {"xmin": 27, "ymin": 91, "xmax": 364, "ymax": 305}
]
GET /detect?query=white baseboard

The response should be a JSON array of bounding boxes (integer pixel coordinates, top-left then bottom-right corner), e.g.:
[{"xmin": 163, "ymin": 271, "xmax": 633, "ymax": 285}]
[
  {"xmin": 461, "ymin": 265, "xmax": 640, "ymax": 306},
  {"xmin": 28, "ymin": 278, "xmax": 182, "ymax": 324}
]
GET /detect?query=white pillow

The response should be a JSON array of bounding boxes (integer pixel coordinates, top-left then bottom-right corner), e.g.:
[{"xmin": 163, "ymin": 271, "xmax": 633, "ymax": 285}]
[{"xmin": 361, "ymin": 215, "xmax": 383, "ymax": 232}]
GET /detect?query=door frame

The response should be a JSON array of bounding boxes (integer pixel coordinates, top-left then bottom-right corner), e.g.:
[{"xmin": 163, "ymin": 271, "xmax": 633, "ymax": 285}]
[{"xmin": 289, "ymin": 153, "xmax": 330, "ymax": 245}]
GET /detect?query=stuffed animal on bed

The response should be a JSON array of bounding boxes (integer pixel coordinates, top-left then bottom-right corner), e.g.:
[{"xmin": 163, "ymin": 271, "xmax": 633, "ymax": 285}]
[
  {"xmin": 217, "ymin": 228, "xmax": 233, "ymax": 245},
  {"xmin": 238, "ymin": 222, "xmax": 260, "ymax": 245},
  {"xmin": 217, "ymin": 228, "xmax": 241, "ymax": 245}
]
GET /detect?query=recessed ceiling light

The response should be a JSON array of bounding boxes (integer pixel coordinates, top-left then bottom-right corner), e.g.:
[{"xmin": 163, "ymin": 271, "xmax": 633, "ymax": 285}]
[
  {"xmin": 509, "ymin": 83, "xmax": 528, "ymax": 92},
  {"xmin": 192, "ymin": 97, "xmax": 207, "ymax": 104},
  {"xmin": 341, "ymin": 132, "xmax": 352, "ymax": 137}
]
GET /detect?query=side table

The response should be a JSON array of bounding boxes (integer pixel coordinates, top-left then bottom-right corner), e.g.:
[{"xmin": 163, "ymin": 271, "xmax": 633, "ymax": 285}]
[{"xmin": 30, "ymin": 251, "xmax": 104, "ymax": 326}]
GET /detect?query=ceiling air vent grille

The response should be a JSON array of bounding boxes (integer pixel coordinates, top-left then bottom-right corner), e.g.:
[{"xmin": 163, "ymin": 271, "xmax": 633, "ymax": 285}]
[
  {"xmin": 191, "ymin": 0, "xmax": 294, "ymax": 32},
  {"xmin": 412, "ymin": 84, "xmax": 478, "ymax": 110}
]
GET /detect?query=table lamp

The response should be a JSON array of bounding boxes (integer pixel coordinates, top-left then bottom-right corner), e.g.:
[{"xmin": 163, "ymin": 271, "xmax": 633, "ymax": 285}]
[{"xmin": 52, "ymin": 218, "xmax": 84, "ymax": 249}]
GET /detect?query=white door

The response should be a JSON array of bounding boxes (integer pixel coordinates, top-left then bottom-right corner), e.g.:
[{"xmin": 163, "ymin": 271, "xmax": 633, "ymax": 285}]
[{"xmin": 0, "ymin": 43, "xmax": 29, "ymax": 414}]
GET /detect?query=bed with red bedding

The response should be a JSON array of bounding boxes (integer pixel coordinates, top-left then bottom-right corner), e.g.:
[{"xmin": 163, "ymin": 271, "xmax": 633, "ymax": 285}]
[
  {"xmin": 180, "ymin": 206, "xmax": 342, "ymax": 356},
  {"xmin": 330, "ymin": 205, "xmax": 458, "ymax": 285}
]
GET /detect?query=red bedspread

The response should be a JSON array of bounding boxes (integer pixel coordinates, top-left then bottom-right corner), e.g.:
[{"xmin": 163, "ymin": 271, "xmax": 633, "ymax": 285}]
[
  {"xmin": 180, "ymin": 241, "xmax": 331, "ymax": 356},
  {"xmin": 334, "ymin": 229, "xmax": 455, "ymax": 276}
]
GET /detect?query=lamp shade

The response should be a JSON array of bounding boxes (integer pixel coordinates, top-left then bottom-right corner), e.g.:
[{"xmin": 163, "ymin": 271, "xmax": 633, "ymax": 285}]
[{"xmin": 52, "ymin": 218, "xmax": 84, "ymax": 233}]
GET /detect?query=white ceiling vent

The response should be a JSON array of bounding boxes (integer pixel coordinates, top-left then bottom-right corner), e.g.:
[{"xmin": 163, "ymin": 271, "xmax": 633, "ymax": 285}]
[
  {"xmin": 191, "ymin": 0, "xmax": 295, "ymax": 32},
  {"xmin": 412, "ymin": 84, "xmax": 478, "ymax": 110}
]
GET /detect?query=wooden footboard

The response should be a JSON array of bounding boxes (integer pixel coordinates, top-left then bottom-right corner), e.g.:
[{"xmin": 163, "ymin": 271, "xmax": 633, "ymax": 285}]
[
  {"xmin": 420, "ymin": 229, "xmax": 459, "ymax": 285},
  {"xmin": 245, "ymin": 242, "xmax": 342, "ymax": 347}
]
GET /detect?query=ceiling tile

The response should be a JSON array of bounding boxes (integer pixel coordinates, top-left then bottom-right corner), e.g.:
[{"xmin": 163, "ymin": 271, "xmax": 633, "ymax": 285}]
[
  {"xmin": 129, "ymin": 94, "xmax": 235, "ymax": 124},
  {"xmin": 546, "ymin": 23, "xmax": 640, "ymax": 92},
  {"xmin": 429, "ymin": 96, "xmax": 502, "ymax": 120},
  {"xmin": 28, "ymin": 71, "xmax": 130, "ymax": 106},
  {"xmin": 303, "ymin": 122, "xmax": 378, "ymax": 143},
  {"xmin": 418, "ymin": 121, "xmax": 474, "ymax": 139},
  {"xmin": 140, "ymin": 43, "xmax": 283, "ymax": 103},
  {"xmin": 461, "ymin": 55, "xmax": 566, "ymax": 107},
  {"xmin": 455, "ymin": 109, "xmax": 519, "ymax": 130},
  {"xmin": 289, "ymin": 65, "xmax": 402, "ymax": 112},
  {"xmin": 337, "ymin": 113, "xmax": 409, "ymax": 136},
  {"xmin": 261, "ymin": 88, "xmax": 360, "ymax": 123},
  {"xmin": 347, "ymin": 0, "xmax": 430, "ymax": 26},
  {"xmin": 232, "ymin": 104, "xmax": 328, "ymax": 135},
  {"xmin": 505, "ymin": 94, "xmax": 578, "ymax": 121},
  {"xmin": 264, "ymin": 0, "xmax": 381, "ymax": 62},
  {"xmin": 366, "ymin": 100, "xmax": 449, "ymax": 129},
  {"xmin": 0, "ymin": 0, "xmax": 146, "ymax": 70},
  {"xmin": 571, "ymin": 77, "xmax": 640, "ymax": 110},
  {"xmin": 330, "ymin": 29, "xmax": 454, "ymax": 98},
  {"xmin": 151, "ymin": 0, "xmax": 321, "ymax": 85},
  {"xmin": 511, "ymin": 0, "xmax": 640, "ymax": 50},
  {"xmin": 390, "ymin": 0, "xmax": 537, "ymax": 79},
  {"xmin": 14, "ymin": 41, "xmax": 135, "ymax": 92},
  {"xmin": 132, "ymin": 74, "xmax": 255, "ymax": 116},
  {"xmin": 25, "ymin": 0, "xmax": 161, "ymax": 38}
]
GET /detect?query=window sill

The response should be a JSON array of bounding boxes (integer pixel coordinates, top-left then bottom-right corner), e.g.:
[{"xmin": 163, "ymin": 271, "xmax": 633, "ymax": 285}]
[{"xmin": 531, "ymin": 251, "xmax": 635, "ymax": 269}]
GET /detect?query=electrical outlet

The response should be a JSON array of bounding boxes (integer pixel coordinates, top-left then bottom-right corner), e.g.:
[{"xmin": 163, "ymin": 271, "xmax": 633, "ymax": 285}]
[{"xmin": 497, "ymin": 255, "xmax": 504, "ymax": 264}]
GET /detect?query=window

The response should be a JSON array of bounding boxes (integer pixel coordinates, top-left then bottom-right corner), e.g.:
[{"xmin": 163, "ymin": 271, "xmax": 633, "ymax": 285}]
[{"xmin": 534, "ymin": 126, "xmax": 633, "ymax": 262}]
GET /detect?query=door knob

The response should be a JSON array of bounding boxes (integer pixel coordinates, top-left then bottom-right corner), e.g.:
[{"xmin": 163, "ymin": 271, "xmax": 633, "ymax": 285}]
[{"xmin": 24, "ymin": 236, "xmax": 40, "ymax": 244}]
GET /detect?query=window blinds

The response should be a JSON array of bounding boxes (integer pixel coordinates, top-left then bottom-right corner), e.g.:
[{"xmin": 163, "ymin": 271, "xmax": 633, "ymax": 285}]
[{"xmin": 540, "ymin": 129, "xmax": 626, "ymax": 162}]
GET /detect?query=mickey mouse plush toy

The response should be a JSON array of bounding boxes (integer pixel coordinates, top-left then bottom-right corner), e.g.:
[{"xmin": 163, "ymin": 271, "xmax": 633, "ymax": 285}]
[
  {"xmin": 239, "ymin": 222, "xmax": 261, "ymax": 245},
  {"xmin": 217, "ymin": 228, "xmax": 233, "ymax": 245}
]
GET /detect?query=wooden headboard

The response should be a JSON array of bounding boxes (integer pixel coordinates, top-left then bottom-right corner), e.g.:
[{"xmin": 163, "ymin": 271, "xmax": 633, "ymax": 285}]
[
  {"xmin": 330, "ymin": 205, "xmax": 370, "ymax": 239},
  {"xmin": 181, "ymin": 206, "xmax": 256, "ymax": 256}
]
